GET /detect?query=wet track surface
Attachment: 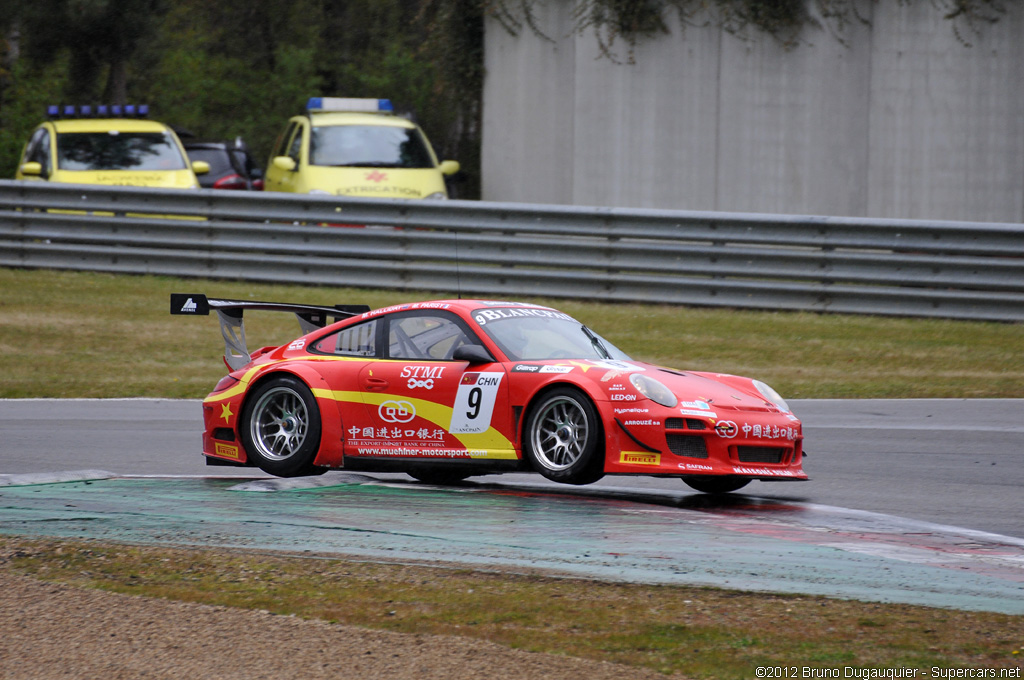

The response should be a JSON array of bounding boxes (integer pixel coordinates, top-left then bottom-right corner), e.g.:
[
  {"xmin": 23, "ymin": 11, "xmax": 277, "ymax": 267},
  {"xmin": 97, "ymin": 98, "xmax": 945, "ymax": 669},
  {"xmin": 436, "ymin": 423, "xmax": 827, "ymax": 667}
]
[
  {"xmin": 3, "ymin": 398, "xmax": 1023, "ymax": 614},
  {"xmin": 1, "ymin": 470, "xmax": 1022, "ymax": 614}
]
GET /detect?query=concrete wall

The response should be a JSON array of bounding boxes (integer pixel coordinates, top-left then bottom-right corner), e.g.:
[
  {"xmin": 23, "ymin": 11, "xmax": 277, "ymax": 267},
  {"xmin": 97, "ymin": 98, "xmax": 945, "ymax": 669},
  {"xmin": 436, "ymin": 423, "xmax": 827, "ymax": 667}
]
[{"xmin": 481, "ymin": 1, "xmax": 1024, "ymax": 222}]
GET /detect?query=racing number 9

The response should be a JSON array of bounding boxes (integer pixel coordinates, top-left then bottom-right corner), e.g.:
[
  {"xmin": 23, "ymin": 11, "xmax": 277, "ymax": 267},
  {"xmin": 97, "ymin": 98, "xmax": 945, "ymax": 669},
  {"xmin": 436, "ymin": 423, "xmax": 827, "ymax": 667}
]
[
  {"xmin": 466, "ymin": 387, "xmax": 482, "ymax": 420},
  {"xmin": 449, "ymin": 372, "xmax": 503, "ymax": 435}
]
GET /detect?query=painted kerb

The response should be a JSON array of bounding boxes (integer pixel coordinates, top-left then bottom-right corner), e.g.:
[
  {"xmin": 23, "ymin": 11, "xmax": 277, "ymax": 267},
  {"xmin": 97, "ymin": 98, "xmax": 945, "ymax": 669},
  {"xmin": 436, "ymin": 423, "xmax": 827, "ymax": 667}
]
[{"xmin": 1, "ymin": 181, "xmax": 1022, "ymax": 322}]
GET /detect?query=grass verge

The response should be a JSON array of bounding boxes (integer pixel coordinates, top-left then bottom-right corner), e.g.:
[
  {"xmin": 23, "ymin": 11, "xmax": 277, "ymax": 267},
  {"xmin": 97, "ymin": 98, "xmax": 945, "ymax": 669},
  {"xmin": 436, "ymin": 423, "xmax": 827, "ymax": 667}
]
[
  {"xmin": 1, "ymin": 267, "xmax": 1022, "ymax": 399},
  {"xmin": 2, "ymin": 537, "xmax": 1022, "ymax": 679}
]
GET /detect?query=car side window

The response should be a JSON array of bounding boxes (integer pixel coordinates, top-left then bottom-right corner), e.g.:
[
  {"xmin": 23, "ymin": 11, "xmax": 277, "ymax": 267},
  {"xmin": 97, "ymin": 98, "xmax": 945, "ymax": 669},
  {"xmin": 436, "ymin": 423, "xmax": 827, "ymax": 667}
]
[
  {"xmin": 311, "ymin": 319, "xmax": 378, "ymax": 357},
  {"xmin": 286, "ymin": 123, "xmax": 304, "ymax": 164},
  {"xmin": 24, "ymin": 128, "xmax": 51, "ymax": 177},
  {"xmin": 270, "ymin": 122, "xmax": 296, "ymax": 159},
  {"xmin": 387, "ymin": 314, "xmax": 476, "ymax": 360}
]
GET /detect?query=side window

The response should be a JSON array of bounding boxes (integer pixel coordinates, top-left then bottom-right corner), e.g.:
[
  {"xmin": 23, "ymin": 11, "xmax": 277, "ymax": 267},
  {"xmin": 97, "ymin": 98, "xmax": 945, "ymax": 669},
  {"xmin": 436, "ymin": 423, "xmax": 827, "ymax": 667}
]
[
  {"xmin": 388, "ymin": 314, "xmax": 476, "ymax": 360},
  {"xmin": 270, "ymin": 122, "xmax": 296, "ymax": 159},
  {"xmin": 311, "ymin": 319, "xmax": 378, "ymax": 357},
  {"xmin": 24, "ymin": 128, "xmax": 52, "ymax": 176},
  {"xmin": 286, "ymin": 123, "xmax": 304, "ymax": 164}
]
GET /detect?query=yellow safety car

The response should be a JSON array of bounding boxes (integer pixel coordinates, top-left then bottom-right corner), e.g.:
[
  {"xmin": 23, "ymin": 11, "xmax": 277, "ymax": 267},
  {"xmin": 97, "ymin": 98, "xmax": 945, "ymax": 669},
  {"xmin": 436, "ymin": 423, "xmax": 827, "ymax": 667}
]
[
  {"xmin": 15, "ymin": 104, "xmax": 208, "ymax": 188},
  {"xmin": 263, "ymin": 97, "xmax": 459, "ymax": 199}
]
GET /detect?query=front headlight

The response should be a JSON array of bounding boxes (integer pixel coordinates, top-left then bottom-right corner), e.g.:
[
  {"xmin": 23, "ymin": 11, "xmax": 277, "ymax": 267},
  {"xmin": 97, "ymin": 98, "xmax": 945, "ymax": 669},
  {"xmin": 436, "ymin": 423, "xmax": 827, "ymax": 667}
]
[
  {"xmin": 753, "ymin": 380, "xmax": 790, "ymax": 413},
  {"xmin": 629, "ymin": 373, "xmax": 678, "ymax": 408}
]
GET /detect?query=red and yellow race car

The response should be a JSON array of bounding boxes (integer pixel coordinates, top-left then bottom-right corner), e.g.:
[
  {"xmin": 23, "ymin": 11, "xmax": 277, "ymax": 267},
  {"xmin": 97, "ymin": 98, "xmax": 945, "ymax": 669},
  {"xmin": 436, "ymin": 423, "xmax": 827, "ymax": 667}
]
[{"xmin": 172, "ymin": 295, "xmax": 807, "ymax": 493}]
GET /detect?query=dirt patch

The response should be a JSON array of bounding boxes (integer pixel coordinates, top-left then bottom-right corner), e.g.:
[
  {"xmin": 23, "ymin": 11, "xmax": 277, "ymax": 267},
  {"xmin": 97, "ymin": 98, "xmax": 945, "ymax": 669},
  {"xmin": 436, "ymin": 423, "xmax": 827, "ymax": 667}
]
[{"xmin": 0, "ymin": 570, "xmax": 679, "ymax": 680}]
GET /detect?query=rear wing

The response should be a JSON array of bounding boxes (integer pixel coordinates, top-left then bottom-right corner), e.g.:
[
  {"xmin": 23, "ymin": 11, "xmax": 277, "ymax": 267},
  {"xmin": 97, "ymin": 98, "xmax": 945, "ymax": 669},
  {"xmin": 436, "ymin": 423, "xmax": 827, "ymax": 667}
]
[{"xmin": 170, "ymin": 293, "xmax": 370, "ymax": 370}]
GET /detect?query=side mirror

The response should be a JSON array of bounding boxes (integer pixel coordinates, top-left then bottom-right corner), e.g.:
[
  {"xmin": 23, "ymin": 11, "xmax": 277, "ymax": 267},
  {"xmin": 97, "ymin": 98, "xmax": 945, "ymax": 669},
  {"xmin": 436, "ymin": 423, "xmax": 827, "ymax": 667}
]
[
  {"xmin": 453, "ymin": 344, "xmax": 494, "ymax": 364},
  {"xmin": 439, "ymin": 160, "xmax": 460, "ymax": 176},
  {"xmin": 191, "ymin": 160, "xmax": 210, "ymax": 175},
  {"xmin": 273, "ymin": 156, "xmax": 297, "ymax": 172},
  {"xmin": 19, "ymin": 162, "xmax": 43, "ymax": 177}
]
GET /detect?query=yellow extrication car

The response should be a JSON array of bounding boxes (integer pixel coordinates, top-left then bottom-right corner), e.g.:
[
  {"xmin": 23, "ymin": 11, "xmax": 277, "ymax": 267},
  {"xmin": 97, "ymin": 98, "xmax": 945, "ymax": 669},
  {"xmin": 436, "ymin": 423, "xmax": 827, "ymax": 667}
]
[{"xmin": 263, "ymin": 97, "xmax": 459, "ymax": 199}]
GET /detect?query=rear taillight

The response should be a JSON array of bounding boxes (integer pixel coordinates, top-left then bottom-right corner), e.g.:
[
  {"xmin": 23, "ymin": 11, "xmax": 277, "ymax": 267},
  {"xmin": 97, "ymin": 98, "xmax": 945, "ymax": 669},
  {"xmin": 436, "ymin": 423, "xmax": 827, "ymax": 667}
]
[
  {"xmin": 213, "ymin": 374, "xmax": 240, "ymax": 392},
  {"xmin": 212, "ymin": 173, "xmax": 247, "ymax": 190}
]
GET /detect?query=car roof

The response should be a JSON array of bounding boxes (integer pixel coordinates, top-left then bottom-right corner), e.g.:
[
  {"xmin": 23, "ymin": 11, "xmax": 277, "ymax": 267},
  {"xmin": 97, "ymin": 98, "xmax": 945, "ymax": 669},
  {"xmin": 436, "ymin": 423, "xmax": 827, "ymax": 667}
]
[
  {"xmin": 49, "ymin": 118, "xmax": 174, "ymax": 134},
  {"xmin": 365, "ymin": 300, "xmax": 563, "ymax": 317},
  {"xmin": 305, "ymin": 112, "xmax": 416, "ymax": 129}
]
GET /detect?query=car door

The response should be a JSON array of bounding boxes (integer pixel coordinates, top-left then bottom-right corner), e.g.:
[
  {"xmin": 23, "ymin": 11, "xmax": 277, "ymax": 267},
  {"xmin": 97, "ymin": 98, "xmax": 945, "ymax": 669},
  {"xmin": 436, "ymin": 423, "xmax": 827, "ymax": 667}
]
[
  {"xmin": 347, "ymin": 310, "xmax": 516, "ymax": 462},
  {"xmin": 16, "ymin": 126, "xmax": 52, "ymax": 180},
  {"xmin": 264, "ymin": 121, "xmax": 302, "ymax": 192}
]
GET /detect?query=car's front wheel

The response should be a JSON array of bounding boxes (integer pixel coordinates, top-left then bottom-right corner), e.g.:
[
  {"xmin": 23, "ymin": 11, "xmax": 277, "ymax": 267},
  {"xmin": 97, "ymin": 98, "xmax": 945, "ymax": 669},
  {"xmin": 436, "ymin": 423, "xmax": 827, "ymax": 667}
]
[
  {"xmin": 683, "ymin": 476, "xmax": 751, "ymax": 494},
  {"xmin": 241, "ymin": 375, "xmax": 323, "ymax": 477},
  {"xmin": 524, "ymin": 387, "xmax": 604, "ymax": 485}
]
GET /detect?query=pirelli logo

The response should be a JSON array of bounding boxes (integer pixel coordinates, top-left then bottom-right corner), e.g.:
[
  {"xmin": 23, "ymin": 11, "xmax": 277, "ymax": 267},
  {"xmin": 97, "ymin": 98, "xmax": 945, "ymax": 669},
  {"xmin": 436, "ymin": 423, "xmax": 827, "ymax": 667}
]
[
  {"xmin": 215, "ymin": 443, "xmax": 242, "ymax": 461},
  {"xmin": 620, "ymin": 451, "xmax": 660, "ymax": 466}
]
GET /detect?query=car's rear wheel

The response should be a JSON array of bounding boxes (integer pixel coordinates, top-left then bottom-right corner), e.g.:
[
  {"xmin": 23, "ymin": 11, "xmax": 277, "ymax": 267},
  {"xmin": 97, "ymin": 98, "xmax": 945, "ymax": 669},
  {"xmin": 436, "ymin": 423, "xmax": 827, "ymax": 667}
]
[
  {"xmin": 524, "ymin": 387, "xmax": 604, "ymax": 485},
  {"xmin": 241, "ymin": 376, "xmax": 323, "ymax": 477},
  {"xmin": 683, "ymin": 476, "xmax": 751, "ymax": 494}
]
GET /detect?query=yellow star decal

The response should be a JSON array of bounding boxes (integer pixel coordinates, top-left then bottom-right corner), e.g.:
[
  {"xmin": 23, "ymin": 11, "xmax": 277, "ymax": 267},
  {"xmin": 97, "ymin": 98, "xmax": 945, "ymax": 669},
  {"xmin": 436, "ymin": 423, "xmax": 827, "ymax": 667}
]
[{"xmin": 220, "ymin": 402, "xmax": 234, "ymax": 423}]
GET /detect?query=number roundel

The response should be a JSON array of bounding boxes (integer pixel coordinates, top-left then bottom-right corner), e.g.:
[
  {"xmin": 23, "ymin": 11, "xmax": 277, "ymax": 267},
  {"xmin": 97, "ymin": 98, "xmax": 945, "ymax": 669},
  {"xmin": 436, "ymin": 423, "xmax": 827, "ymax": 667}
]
[{"xmin": 449, "ymin": 372, "xmax": 503, "ymax": 434}]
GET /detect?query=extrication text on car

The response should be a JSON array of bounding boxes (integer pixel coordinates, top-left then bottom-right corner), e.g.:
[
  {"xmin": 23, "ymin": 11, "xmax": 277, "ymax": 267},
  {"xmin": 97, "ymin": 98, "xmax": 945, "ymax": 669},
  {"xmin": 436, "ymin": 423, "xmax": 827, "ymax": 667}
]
[{"xmin": 172, "ymin": 294, "xmax": 807, "ymax": 493}]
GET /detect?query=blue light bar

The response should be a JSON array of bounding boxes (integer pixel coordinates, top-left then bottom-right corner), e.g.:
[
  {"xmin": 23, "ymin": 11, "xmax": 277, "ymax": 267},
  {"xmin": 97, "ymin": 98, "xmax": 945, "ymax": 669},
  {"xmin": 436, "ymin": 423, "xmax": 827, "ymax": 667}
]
[
  {"xmin": 306, "ymin": 97, "xmax": 393, "ymax": 113},
  {"xmin": 46, "ymin": 103, "xmax": 152, "ymax": 119}
]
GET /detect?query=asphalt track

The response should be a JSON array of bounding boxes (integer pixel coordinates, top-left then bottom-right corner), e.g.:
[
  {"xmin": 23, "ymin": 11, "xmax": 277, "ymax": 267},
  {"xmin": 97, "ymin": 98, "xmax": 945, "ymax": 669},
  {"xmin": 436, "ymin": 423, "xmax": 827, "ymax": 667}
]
[{"xmin": 1, "ymin": 398, "xmax": 1023, "ymax": 614}]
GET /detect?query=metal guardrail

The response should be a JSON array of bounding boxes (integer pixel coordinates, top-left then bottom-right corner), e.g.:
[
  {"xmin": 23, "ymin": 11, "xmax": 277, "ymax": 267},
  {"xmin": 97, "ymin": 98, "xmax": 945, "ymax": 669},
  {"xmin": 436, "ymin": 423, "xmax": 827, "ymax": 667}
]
[{"xmin": 1, "ymin": 180, "xmax": 1023, "ymax": 322}]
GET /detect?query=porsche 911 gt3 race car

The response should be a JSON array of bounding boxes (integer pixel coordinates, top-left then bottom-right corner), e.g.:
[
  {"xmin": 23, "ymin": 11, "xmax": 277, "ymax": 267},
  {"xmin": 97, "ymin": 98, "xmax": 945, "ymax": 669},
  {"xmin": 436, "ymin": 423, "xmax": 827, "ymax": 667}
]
[{"xmin": 171, "ymin": 294, "xmax": 807, "ymax": 493}]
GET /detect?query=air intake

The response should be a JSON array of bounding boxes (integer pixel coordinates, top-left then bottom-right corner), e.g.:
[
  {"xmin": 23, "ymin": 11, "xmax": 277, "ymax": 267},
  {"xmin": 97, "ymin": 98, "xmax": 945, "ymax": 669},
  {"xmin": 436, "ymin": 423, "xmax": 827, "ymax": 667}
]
[
  {"xmin": 736, "ymin": 446, "xmax": 787, "ymax": 464},
  {"xmin": 666, "ymin": 434, "xmax": 709, "ymax": 458}
]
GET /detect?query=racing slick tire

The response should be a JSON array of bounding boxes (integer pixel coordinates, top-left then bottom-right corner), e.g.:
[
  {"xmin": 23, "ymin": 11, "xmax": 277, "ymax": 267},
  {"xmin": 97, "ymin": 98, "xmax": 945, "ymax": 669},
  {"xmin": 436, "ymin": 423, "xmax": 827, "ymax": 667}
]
[
  {"xmin": 683, "ymin": 476, "xmax": 751, "ymax": 494},
  {"xmin": 524, "ymin": 387, "xmax": 605, "ymax": 485},
  {"xmin": 241, "ymin": 375, "xmax": 325, "ymax": 478}
]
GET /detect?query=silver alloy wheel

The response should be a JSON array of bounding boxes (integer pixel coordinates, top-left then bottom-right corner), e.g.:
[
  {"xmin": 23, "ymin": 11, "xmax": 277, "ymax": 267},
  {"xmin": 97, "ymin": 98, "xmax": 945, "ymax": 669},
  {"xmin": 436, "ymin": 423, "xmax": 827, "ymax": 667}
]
[
  {"xmin": 529, "ymin": 395, "xmax": 590, "ymax": 471},
  {"xmin": 249, "ymin": 386, "xmax": 309, "ymax": 462}
]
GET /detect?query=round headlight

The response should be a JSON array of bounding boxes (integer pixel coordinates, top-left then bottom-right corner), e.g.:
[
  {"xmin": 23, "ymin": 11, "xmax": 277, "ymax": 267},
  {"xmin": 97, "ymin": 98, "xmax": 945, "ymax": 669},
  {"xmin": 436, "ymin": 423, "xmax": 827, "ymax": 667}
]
[
  {"xmin": 753, "ymin": 380, "xmax": 790, "ymax": 413},
  {"xmin": 628, "ymin": 373, "xmax": 678, "ymax": 408}
]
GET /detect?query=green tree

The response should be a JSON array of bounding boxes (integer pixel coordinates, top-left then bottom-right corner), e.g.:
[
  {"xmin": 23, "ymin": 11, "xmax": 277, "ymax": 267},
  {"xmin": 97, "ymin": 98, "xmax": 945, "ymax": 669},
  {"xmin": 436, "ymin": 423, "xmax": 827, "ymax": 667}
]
[
  {"xmin": 0, "ymin": 0, "xmax": 485, "ymax": 193},
  {"xmin": 21, "ymin": 0, "xmax": 168, "ymax": 102},
  {"xmin": 136, "ymin": 0, "xmax": 324, "ymax": 158}
]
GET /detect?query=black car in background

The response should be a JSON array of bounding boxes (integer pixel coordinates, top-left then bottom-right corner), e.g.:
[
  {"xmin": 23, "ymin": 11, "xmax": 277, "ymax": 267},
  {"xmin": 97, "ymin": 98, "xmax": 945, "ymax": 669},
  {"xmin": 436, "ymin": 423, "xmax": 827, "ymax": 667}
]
[{"xmin": 183, "ymin": 139, "xmax": 263, "ymax": 190}]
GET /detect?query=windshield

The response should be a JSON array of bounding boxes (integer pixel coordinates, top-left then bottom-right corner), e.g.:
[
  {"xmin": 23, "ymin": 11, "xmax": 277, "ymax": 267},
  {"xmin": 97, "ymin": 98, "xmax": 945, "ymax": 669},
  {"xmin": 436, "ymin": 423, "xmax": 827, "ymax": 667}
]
[
  {"xmin": 472, "ymin": 307, "xmax": 631, "ymax": 362},
  {"xmin": 57, "ymin": 131, "xmax": 188, "ymax": 171},
  {"xmin": 310, "ymin": 125, "xmax": 434, "ymax": 168}
]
